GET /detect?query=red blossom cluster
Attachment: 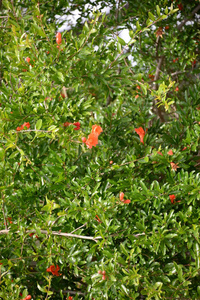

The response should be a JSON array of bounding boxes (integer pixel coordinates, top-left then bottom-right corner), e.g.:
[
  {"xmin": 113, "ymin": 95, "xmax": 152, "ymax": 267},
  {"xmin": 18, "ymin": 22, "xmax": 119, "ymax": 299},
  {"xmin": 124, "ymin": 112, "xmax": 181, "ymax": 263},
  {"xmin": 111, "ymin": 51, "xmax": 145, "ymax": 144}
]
[
  {"xmin": 135, "ymin": 127, "xmax": 146, "ymax": 144},
  {"xmin": 98, "ymin": 270, "xmax": 106, "ymax": 280},
  {"xmin": 16, "ymin": 122, "xmax": 30, "ymax": 131},
  {"xmin": 148, "ymin": 74, "xmax": 155, "ymax": 81},
  {"xmin": 119, "ymin": 192, "xmax": 131, "ymax": 204},
  {"xmin": 173, "ymin": 58, "xmax": 178, "ymax": 63},
  {"xmin": 46, "ymin": 264, "xmax": 61, "ymax": 276},
  {"xmin": 82, "ymin": 125, "xmax": 103, "ymax": 149},
  {"xmin": 64, "ymin": 121, "xmax": 80, "ymax": 130}
]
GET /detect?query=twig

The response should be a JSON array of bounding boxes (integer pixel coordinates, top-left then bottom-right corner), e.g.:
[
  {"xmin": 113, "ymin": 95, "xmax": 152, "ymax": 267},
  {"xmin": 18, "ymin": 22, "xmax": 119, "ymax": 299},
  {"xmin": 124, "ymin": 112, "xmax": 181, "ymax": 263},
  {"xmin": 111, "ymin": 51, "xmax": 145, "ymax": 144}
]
[
  {"xmin": 62, "ymin": 290, "xmax": 86, "ymax": 296},
  {"xmin": 177, "ymin": 4, "xmax": 200, "ymax": 31},
  {"xmin": 70, "ymin": 222, "xmax": 87, "ymax": 234},
  {"xmin": 0, "ymin": 229, "xmax": 102, "ymax": 242}
]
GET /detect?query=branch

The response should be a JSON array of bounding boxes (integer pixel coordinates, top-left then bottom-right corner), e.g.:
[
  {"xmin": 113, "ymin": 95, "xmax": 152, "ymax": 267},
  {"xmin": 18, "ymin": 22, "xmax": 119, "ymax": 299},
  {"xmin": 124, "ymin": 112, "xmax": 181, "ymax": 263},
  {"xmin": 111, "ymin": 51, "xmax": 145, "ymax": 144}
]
[
  {"xmin": 177, "ymin": 4, "xmax": 200, "ymax": 31},
  {"xmin": 0, "ymin": 229, "xmax": 102, "ymax": 242}
]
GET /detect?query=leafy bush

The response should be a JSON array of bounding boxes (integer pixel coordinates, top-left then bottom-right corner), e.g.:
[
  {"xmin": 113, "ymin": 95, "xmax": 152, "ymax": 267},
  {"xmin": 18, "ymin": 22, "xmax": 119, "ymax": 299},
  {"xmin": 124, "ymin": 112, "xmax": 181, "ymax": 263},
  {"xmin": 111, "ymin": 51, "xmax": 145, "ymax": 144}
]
[{"xmin": 0, "ymin": 1, "xmax": 199, "ymax": 299}]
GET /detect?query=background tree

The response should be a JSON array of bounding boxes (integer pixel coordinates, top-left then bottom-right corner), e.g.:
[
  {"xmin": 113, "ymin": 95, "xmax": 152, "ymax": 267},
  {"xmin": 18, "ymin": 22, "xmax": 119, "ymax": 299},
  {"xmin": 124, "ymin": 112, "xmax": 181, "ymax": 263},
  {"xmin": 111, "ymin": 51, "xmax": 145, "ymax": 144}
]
[{"xmin": 0, "ymin": 0, "xmax": 200, "ymax": 299}]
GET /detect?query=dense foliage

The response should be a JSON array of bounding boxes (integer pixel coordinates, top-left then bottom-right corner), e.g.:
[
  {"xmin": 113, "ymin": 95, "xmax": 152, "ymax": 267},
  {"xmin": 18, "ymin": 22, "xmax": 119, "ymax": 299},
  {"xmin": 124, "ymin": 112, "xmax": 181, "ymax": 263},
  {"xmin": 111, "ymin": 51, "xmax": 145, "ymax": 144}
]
[{"xmin": 0, "ymin": 0, "xmax": 200, "ymax": 299}]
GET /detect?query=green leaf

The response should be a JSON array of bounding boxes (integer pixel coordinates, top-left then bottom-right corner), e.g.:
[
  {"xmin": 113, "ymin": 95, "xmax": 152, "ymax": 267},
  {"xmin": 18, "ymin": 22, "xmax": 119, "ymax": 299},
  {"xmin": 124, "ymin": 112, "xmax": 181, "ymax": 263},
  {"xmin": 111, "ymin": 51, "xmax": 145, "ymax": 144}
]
[
  {"xmin": 156, "ymin": 5, "xmax": 160, "ymax": 16},
  {"xmin": 117, "ymin": 36, "xmax": 126, "ymax": 46},
  {"xmin": 57, "ymin": 71, "xmax": 65, "ymax": 83},
  {"xmin": 148, "ymin": 12, "xmax": 155, "ymax": 21},
  {"xmin": 36, "ymin": 119, "xmax": 42, "ymax": 130},
  {"xmin": 32, "ymin": 23, "xmax": 46, "ymax": 37}
]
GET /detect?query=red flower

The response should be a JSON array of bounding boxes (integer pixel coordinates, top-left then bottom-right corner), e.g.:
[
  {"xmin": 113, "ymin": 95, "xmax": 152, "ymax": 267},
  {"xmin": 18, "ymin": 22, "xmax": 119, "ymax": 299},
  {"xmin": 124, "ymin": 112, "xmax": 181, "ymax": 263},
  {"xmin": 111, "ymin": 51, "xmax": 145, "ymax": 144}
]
[
  {"xmin": 169, "ymin": 194, "xmax": 176, "ymax": 204},
  {"xmin": 135, "ymin": 94, "xmax": 139, "ymax": 99},
  {"xmin": 23, "ymin": 122, "xmax": 30, "ymax": 129},
  {"xmin": 135, "ymin": 127, "xmax": 145, "ymax": 144},
  {"xmin": 63, "ymin": 122, "xmax": 71, "ymax": 127},
  {"xmin": 175, "ymin": 87, "xmax": 179, "ymax": 92},
  {"xmin": 16, "ymin": 122, "xmax": 30, "ymax": 131},
  {"xmin": 167, "ymin": 150, "xmax": 173, "ymax": 155},
  {"xmin": 73, "ymin": 122, "xmax": 80, "ymax": 130},
  {"xmin": 157, "ymin": 151, "xmax": 163, "ymax": 156},
  {"xmin": 29, "ymin": 233, "xmax": 34, "ymax": 237},
  {"xmin": 182, "ymin": 147, "xmax": 187, "ymax": 151},
  {"xmin": 26, "ymin": 57, "xmax": 31, "ymax": 63},
  {"xmin": 165, "ymin": 25, "xmax": 169, "ymax": 30},
  {"xmin": 46, "ymin": 265, "xmax": 61, "ymax": 276},
  {"xmin": 192, "ymin": 60, "xmax": 196, "ymax": 66},
  {"xmin": 177, "ymin": 3, "xmax": 183, "ymax": 10},
  {"xmin": 63, "ymin": 122, "xmax": 80, "ymax": 130},
  {"xmin": 68, "ymin": 297, "xmax": 73, "ymax": 300},
  {"xmin": 148, "ymin": 74, "xmax": 154, "ymax": 81}
]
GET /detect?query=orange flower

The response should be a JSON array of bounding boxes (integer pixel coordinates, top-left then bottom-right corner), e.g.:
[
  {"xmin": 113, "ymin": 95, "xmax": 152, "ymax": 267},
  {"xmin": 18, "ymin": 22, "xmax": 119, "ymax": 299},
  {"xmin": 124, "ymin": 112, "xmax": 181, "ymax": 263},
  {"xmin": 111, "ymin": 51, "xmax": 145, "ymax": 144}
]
[
  {"xmin": 85, "ymin": 132, "xmax": 99, "ymax": 149},
  {"xmin": 91, "ymin": 125, "xmax": 103, "ymax": 135},
  {"xmin": 135, "ymin": 127, "xmax": 145, "ymax": 144},
  {"xmin": 119, "ymin": 192, "xmax": 124, "ymax": 201},
  {"xmin": 85, "ymin": 125, "xmax": 103, "ymax": 149},
  {"xmin": 123, "ymin": 199, "xmax": 131, "ymax": 204},
  {"xmin": 119, "ymin": 192, "xmax": 130, "ymax": 204},
  {"xmin": 170, "ymin": 162, "xmax": 179, "ymax": 171},
  {"xmin": 95, "ymin": 215, "xmax": 101, "ymax": 223},
  {"xmin": 56, "ymin": 32, "xmax": 62, "ymax": 45},
  {"xmin": 169, "ymin": 194, "xmax": 176, "ymax": 204},
  {"xmin": 167, "ymin": 150, "xmax": 173, "ymax": 155},
  {"xmin": 135, "ymin": 94, "xmax": 139, "ymax": 99},
  {"xmin": 47, "ymin": 265, "xmax": 61, "ymax": 276},
  {"xmin": 182, "ymin": 147, "xmax": 187, "ymax": 151}
]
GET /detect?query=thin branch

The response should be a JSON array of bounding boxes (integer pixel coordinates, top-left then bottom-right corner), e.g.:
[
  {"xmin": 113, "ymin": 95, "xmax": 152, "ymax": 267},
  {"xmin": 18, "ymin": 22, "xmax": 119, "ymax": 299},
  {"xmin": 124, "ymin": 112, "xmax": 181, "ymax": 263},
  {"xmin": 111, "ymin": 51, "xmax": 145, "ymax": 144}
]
[
  {"xmin": 70, "ymin": 222, "xmax": 87, "ymax": 234},
  {"xmin": 0, "ymin": 229, "xmax": 102, "ymax": 242},
  {"xmin": 177, "ymin": 4, "xmax": 200, "ymax": 31}
]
